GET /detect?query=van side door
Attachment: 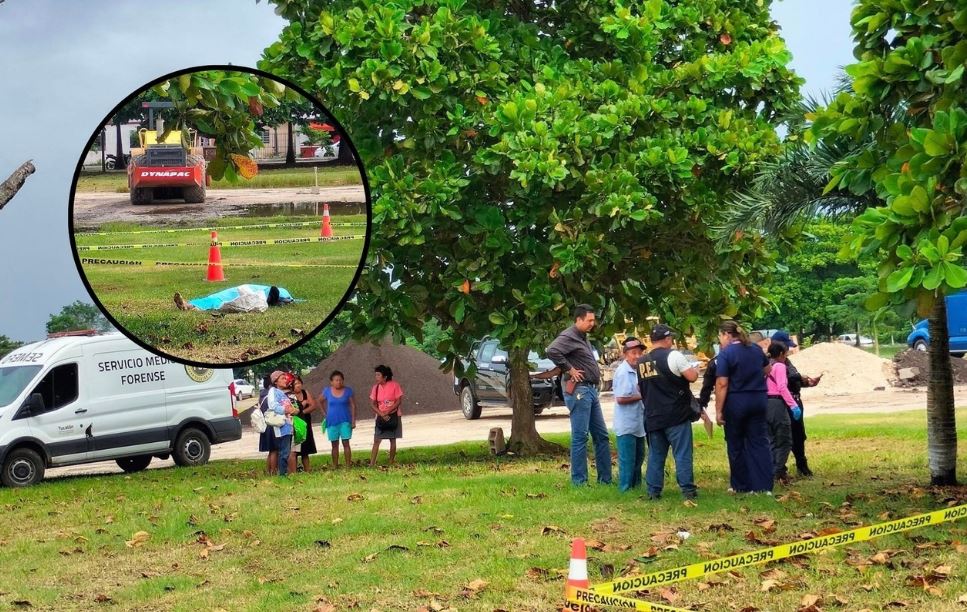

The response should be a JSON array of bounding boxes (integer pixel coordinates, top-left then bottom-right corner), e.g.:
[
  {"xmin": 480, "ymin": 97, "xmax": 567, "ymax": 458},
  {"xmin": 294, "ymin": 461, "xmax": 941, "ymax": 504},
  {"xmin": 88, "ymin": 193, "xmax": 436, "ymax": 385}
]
[
  {"xmin": 86, "ymin": 350, "xmax": 170, "ymax": 460},
  {"xmin": 18, "ymin": 362, "xmax": 89, "ymax": 465}
]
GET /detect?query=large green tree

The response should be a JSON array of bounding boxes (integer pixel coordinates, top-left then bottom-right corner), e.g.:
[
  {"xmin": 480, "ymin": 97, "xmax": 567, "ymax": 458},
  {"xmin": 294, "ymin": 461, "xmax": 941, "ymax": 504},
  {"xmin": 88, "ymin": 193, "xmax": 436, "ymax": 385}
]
[
  {"xmin": 261, "ymin": 0, "xmax": 800, "ymax": 452},
  {"xmin": 0, "ymin": 335, "xmax": 25, "ymax": 358},
  {"xmin": 46, "ymin": 301, "xmax": 111, "ymax": 334},
  {"xmin": 810, "ymin": 1, "xmax": 967, "ymax": 485}
]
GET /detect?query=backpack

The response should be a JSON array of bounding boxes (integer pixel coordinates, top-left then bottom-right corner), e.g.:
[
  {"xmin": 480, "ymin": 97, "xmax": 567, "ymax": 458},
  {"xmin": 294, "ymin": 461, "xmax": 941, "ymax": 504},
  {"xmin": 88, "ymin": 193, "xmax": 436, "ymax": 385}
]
[{"xmin": 250, "ymin": 396, "xmax": 269, "ymax": 433}]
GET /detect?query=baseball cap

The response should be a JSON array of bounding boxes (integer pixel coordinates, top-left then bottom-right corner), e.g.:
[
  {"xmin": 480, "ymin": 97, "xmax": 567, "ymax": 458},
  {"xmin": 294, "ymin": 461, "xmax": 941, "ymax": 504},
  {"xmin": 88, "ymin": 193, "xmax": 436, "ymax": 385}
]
[
  {"xmin": 622, "ymin": 337, "xmax": 645, "ymax": 352},
  {"xmin": 649, "ymin": 324, "xmax": 677, "ymax": 341},
  {"xmin": 771, "ymin": 330, "xmax": 797, "ymax": 348},
  {"xmin": 270, "ymin": 370, "xmax": 286, "ymax": 383}
]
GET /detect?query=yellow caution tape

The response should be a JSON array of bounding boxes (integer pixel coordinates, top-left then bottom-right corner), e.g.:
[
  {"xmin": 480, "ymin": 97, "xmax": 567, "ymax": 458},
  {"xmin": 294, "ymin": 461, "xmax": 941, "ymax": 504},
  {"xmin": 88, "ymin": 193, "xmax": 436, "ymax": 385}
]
[
  {"xmin": 76, "ymin": 235, "xmax": 365, "ymax": 251},
  {"xmin": 75, "ymin": 220, "xmax": 366, "ymax": 236},
  {"xmin": 583, "ymin": 502, "xmax": 967, "ymax": 604},
  {"xmin": 79, "ymin": 257, "xmax": 358, "ymax": 269},
  {"xmin": 565, "ymin": 586, "xmax": 690, "ymax": 611}
]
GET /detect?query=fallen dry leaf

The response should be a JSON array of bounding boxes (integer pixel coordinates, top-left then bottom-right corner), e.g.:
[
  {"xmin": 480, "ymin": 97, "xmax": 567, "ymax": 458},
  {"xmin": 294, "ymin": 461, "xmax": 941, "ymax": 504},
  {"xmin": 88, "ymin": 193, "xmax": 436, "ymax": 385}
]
[
  {"xmin": 125, "ymin": 531, "xmax": 150, "ymax": 548},
  {"xmin": 659, "ymin": 587, "xmax": 680, "ymax": 603},
  {"xmin": 800, "ymin": 594, "xmax": 821, "ymax": 607},
  {"xmin": 541, "ymin": 525, "xmax": 565, "ymax": 536},
  {"xmin": 347, "ymin": 493, "xmax": 364, "ymax": 502}
]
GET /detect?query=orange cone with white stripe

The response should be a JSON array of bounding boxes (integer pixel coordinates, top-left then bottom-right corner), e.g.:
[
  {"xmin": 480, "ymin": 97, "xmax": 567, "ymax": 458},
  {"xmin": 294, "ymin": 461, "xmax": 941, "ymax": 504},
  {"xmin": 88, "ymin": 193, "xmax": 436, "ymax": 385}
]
[
  {"xmin": 205, "ymin": 231, "xmax": 225, "ymax": 281},
  {"xmin": 564, "ymin": 537, "xmax": 590, "ymax": 603},
  {"xmin": 320, "ymin": 203, "xmax": 333, "ymax": 238}
]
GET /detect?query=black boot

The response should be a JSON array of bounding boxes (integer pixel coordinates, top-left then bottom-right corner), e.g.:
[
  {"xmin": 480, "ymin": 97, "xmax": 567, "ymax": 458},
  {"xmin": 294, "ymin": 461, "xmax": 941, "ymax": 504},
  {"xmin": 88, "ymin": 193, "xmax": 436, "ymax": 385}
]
[{"xmin": 796, "ymin": 459, "xmax": 813, "ymax": 478}]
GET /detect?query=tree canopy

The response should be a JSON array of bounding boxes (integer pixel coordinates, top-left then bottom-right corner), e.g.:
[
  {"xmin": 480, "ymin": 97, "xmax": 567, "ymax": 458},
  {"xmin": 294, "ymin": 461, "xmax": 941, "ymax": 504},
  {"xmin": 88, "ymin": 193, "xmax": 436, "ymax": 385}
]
[
  {"xmin": 261, "ymin": 0, "xmax": 800, "ymax": 450},
  {"xmin": 46, "ymin": 301, "xmax": 112, "ymax": 335}
]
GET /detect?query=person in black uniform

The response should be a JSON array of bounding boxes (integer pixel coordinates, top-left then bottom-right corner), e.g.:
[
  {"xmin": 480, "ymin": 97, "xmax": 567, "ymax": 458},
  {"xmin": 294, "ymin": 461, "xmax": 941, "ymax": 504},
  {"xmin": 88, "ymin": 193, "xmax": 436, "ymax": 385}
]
[{"xmin": 770, "ymin": 331, "xmax": 822, "ymax": 477}]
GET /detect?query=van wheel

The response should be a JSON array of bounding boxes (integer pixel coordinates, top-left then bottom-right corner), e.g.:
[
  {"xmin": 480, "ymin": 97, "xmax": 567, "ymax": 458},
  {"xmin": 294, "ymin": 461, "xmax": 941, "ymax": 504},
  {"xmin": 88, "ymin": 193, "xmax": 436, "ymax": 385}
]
[
  {"xmin": 1, "ymin": 448, "xmax": 45, "ymax": 487},
  {"xmin": 914, "ymin": 339, "xmax": 928, "ymax": 352},
  {"xmin": 461, "ymin": 385, "xmax": 482, "ymax": 420},
  {"xmin": 173, "ymin": 428, "xmax": 211, "ymax": 467},
  {"xmin": 116, "ymin": 455, "xmax": 152, "ymax": 473}
]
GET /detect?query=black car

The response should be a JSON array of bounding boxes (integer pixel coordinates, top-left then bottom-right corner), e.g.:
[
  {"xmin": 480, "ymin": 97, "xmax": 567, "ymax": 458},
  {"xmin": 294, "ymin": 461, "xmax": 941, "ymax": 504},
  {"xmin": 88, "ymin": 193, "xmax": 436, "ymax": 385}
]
[{"xmin": 453, "ymin": 337, "xmax": 560, "ymax": 420}]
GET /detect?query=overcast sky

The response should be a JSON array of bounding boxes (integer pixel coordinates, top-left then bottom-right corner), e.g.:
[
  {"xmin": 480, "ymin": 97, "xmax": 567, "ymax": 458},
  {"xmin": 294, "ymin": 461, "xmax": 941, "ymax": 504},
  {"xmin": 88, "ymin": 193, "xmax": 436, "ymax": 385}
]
[{"xmin": 0, "ymin": 1, "xmax": 854, "ymax": 342}]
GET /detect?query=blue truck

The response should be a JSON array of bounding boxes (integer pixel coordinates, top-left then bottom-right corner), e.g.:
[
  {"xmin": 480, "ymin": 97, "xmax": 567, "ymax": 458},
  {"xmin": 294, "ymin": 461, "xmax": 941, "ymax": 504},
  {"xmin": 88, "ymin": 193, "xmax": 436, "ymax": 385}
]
[{"xmin": 906, "ymin": 291, "xmax": 967, "ymax": 355}]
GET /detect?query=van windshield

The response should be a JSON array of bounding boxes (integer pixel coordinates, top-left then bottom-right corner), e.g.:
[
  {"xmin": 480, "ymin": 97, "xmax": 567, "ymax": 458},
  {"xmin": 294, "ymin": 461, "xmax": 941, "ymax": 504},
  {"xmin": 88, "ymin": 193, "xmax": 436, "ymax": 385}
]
[{"xmin": 0, "ymin": 365, "xmax": 42, "ymax": 408}]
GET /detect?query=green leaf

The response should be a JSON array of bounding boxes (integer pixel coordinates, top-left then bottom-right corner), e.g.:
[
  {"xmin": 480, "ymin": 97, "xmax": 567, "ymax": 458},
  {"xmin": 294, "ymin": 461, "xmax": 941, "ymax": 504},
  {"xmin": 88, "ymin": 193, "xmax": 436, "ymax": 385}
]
[
  {"xmin": 488, "ymin": 312, "xmax": 507, "ymax": 325},
  {"xmin": 885, "ymin": 266, "xmax": 914, "ymax": 292},
  {"xmin": 864, "ymin": 292, "xmax": 890, "ymax": 310},
  {"xmin": 924, "ymin": 265, "xmax": 944, "ymax": 290},
  {"xmin": 923, "ymin": 131, "xmax": 951, "ymax": 156},
  {"xmin": 910, "ymin": 185, "xmax": 929, "ymax": 212},
  {"xmin": 454, "ymin": 300, "xmax": 466, "ymax": 323},
  {"xmin": 944, "ymin": 262, "xmax": 967, "ymax": 288},
  {"xmin": 896, "ymin": 244, "xmax": 914, "ymax": 260}
]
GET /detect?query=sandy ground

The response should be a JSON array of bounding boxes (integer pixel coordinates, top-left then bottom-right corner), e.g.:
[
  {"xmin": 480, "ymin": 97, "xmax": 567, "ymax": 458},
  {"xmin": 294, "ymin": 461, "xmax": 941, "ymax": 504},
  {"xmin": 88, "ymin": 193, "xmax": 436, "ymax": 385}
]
[
  {"xmin": 72, "ymin": 185, "xmax": 366, "ymax": 228},
  {"xmin": 43, "ymin": 385, "xmax": 967, "ymax": 481}
]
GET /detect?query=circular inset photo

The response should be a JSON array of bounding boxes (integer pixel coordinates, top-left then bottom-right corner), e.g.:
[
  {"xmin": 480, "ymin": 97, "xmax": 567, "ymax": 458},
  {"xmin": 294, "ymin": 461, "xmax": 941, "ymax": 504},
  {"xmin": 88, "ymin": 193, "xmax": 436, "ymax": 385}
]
[{"xmin": 69, "ymin": 66, "xmax": 370, "ymax": 367}]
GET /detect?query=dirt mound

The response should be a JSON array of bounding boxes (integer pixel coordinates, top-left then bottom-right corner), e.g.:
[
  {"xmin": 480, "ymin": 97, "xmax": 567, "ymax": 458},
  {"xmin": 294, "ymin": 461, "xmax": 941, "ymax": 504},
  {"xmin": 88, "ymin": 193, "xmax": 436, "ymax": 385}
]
[
  {"xmin": 891, "ymin": 349, "xmax": 967, "ymax": 387},
  {"xmin": 303, "ymin": 340, "xmax": 460, "ymax": 416},
  {"xmin": 789, "ymin": 342, "xmax": 893, "ymax": 395}
]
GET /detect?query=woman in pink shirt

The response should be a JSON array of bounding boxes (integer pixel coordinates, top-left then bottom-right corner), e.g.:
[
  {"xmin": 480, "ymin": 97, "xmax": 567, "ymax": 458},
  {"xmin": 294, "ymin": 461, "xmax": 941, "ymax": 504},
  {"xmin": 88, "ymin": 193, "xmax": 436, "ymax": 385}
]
[
  {"xmin": 369, "ymin": 364, "xmax": 404, "ymax": 466},
  {"xmin": 765, "ymin": 342, "xmax": 801, "ymax": 485}
]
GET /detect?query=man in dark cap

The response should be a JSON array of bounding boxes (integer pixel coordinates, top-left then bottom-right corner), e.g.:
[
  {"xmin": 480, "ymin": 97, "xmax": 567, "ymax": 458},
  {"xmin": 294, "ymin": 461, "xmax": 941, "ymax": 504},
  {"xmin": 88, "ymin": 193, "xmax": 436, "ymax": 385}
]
[
  {"xmin": 771, "ymin": 330, "xmax": 822, "ymax": 477},
  {"xmin": 638, "ymin": 324, "xmax": 700, "ymax": 500}
]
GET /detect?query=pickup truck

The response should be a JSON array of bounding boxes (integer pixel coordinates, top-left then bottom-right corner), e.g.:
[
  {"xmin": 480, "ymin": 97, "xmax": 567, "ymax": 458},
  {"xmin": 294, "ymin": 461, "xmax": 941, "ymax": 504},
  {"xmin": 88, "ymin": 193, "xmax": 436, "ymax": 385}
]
[{"xmin": 453, "ymin": 337, "xmax": 560, "ymax": 420}]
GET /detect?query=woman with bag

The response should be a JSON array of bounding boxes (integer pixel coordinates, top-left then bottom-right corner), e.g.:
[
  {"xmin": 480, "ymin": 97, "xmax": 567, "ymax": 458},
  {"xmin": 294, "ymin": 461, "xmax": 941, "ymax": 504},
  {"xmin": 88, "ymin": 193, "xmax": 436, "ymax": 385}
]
[
  {"xmin": 256, "ymin": 374, "xmax": 279, "ymax": 476},
  {"xmin": 267, "ymin": 370, "xmax": 299, "ymax": 476},
  {"xmin": 369, "ymin": 364, "xmax": 403, "ymax": 467}
]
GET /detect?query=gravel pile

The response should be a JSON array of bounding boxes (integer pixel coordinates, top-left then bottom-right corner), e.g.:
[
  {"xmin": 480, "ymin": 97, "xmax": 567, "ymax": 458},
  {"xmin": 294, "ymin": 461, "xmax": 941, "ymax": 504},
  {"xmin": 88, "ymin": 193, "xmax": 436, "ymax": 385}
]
[
  {"xmin": 789, "ymin": 342, "xmax": 894, "ymax": 395},
  {"xmin": 303, "ymin": 340, "xmax": 460, "ymax": 415}
]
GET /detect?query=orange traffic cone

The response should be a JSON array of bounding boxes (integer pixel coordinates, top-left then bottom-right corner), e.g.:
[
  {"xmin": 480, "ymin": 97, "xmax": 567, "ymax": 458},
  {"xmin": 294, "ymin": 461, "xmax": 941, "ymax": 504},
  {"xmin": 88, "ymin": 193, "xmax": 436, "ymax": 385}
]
[
  {"xmin": 320, "ymin": 203, "xmax": 333, "ymax": 238},
  {"xmin": 206, "ymin": 231, "xmax": 225, "ymax": 282},
  {"xmin": 564, "ymin": 537, "xmax": 590, "ymax": 606}
]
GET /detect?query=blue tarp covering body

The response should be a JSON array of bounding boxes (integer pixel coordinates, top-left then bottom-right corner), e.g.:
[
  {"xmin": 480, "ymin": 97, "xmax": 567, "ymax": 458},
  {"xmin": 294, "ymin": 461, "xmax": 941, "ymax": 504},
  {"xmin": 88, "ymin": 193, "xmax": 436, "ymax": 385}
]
[{"xmin": 189, "ymin": 284, "xmax": 294, "ymax": 311}]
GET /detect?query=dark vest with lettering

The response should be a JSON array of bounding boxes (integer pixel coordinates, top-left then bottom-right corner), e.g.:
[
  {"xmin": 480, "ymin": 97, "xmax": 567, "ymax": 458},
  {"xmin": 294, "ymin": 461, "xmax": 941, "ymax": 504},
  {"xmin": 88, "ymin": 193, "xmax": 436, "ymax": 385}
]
[{"xmin": 637, "ymin": 347, "xmax": 692, "ymax": 432}]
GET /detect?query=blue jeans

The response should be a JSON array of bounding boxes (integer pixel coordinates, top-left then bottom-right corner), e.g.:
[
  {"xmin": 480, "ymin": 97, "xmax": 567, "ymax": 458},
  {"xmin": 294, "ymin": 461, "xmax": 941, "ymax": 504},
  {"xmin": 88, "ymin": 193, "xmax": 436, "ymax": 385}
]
[
  {"xmin": 277, "ymin": 434, "xmax": 293, "ymax": 476},
  {"xmin": 564, "ymin": 384, "xmax": 612, "ymax": 485},
  {"xmin": 645, "ymin": 421, "xmax": 696, "ymax": 498},
  {"xmin": 616, "ymin": 434, "xmax": 645, "ymax": 492}
]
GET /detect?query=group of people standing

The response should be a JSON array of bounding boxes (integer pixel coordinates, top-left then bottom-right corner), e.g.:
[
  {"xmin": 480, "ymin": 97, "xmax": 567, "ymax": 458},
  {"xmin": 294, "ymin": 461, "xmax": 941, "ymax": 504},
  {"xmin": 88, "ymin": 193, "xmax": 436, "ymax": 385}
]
[
  {"xmin": 548, "ymin": 304, "xmax": 819, "ymax": 498},
  {"xmin": 256, "ymin": 364, "xmax": 405, "ymax": 476}
]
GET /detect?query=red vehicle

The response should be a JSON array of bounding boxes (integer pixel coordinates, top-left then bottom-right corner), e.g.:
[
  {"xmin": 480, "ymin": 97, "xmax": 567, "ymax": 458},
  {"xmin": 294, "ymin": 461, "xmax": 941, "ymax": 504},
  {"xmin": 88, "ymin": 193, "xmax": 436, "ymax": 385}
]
[{"xmin": 127, "ymin": 128, "xmax": 208, "ymax": 205}]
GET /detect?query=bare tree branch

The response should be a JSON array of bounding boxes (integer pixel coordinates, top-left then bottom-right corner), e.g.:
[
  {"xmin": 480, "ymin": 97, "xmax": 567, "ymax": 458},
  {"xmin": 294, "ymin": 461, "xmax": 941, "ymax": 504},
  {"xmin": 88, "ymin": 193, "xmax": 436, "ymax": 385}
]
[{"xmin": 0, "ymin": 161, "xmax": 36, "ymax": 210}]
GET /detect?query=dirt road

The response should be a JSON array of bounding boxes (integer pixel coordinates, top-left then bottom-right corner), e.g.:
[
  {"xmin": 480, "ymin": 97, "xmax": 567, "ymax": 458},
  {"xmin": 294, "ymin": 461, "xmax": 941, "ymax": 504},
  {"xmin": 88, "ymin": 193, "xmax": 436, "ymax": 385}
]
[
  {"xmin": 44, "ymin": 385, "xmax": 967, "ymax": 481},
  {"xmin": 72, "ymin": 186, "xmax": 366, "ymax": 228}
]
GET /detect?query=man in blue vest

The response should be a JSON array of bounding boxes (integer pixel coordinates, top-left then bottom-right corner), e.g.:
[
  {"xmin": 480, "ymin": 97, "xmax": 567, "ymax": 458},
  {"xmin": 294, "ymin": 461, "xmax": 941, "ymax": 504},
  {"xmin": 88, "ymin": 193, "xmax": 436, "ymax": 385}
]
[{"xmin": 638, "ymin": 324, "xmax": 700, "ymax": 500}]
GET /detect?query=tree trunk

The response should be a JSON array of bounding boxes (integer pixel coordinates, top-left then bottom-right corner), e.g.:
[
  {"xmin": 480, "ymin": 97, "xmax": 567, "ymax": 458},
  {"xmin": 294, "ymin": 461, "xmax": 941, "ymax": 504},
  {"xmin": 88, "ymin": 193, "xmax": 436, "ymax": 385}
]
[
  {"xmin": 336, "ymin": 136, "xmax": 355, "ymax": 165},
  {"xmin": 505, "ymin": 346, "xmax": 562, "ymax": 455},
  {"xmin": 927, "ymin": 297, "xmax": 958, "ymax": 485},
  {"xmin": 0, "ymin": 161, "xmax": 35, "ymax": 210},
  {"xmin": 114, "ymin": 121, "xmax": 126, "ymax": 170},
  {"xmin": 854, "ymin": 321, "xmax": 861, "ymax": 347},
  {"xmin": 285, "ymin": 122, "xmax": 296, "ymax": 166}
]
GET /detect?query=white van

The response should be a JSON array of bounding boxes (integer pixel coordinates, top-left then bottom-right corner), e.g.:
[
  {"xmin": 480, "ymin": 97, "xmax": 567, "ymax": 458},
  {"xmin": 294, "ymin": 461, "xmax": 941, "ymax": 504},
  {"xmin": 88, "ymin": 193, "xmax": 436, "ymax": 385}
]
[{"xmin": 0, "ymin": 331, "xmax": 242, "ymax": 486}]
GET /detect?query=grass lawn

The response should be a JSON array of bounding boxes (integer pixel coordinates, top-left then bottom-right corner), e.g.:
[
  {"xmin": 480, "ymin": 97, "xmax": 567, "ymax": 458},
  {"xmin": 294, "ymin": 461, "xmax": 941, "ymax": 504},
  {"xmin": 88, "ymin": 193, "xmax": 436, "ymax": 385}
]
[
  {"xmin": 75, "ymin": 166, "xmax": 362, "ymax": 192},
  {"xmin": 75, "ymin": 215, "xmax": 366, "ymax": 363},
  {"xmin": 1, "ymin": 410, "xmax": 966, "ymax": 611}
]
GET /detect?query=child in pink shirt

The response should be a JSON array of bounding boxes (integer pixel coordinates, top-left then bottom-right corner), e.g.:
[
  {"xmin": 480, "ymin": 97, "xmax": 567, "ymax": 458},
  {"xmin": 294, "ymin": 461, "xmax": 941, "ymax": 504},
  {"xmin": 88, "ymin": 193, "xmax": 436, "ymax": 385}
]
[{"xmin": 765, "ymin": 342, "xmax": 801, "ymax": 483}]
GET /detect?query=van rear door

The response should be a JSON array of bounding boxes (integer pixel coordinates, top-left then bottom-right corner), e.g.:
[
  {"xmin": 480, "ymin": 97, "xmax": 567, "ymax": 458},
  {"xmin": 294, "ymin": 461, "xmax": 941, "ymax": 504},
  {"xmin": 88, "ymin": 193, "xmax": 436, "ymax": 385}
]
[{"xmin": 86, "ymin": 348, "xmax": 170, "ymax": 460}]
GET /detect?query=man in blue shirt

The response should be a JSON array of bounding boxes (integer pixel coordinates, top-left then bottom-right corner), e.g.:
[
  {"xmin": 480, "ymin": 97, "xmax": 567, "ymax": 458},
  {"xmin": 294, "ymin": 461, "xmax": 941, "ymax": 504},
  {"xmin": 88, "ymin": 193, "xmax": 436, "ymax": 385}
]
[{"xmin": 612, "ymin": 337, "xmax": 647, "ymax": 491}]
